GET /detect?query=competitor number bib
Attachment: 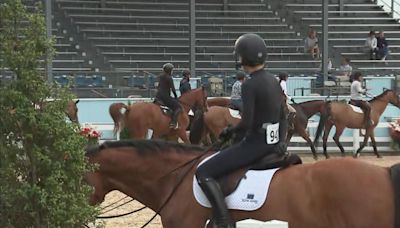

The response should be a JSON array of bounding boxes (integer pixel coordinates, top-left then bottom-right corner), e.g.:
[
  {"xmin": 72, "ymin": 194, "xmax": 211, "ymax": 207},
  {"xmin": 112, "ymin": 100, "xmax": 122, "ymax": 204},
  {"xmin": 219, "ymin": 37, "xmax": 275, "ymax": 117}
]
[{"xmin": 262, "ymin": 123, "xmax": 279, "ymax": 145}]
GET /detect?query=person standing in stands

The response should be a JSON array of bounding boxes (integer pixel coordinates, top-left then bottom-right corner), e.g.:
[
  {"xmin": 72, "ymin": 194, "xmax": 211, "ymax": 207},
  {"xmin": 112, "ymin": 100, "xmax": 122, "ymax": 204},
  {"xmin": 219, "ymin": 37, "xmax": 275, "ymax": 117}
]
[
  {"xmin": 229, "ymin": 71, "xmax": 246, "ymax": 112},
  {"xmin": 179, "ymin": 69, "xmax": 192, "ymax": 95},
  {"xmin": 155, "ymin": 63, "xmax": 181, "ymax": 129}
]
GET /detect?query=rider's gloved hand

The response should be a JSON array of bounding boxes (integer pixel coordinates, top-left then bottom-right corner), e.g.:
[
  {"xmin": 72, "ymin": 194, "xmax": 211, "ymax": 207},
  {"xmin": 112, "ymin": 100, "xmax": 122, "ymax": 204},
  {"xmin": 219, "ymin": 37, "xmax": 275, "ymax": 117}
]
[{"xmin": 219, "ymin": 126, "xmax": 236, "ymax": 141}]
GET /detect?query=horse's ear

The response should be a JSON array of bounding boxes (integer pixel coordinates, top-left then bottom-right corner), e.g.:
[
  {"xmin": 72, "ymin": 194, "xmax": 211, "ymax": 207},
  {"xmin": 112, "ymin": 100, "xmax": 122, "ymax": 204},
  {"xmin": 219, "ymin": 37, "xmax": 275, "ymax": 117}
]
[{"xmin": 75, "ymin": 99, "xmax": 80, "ymax": 104}]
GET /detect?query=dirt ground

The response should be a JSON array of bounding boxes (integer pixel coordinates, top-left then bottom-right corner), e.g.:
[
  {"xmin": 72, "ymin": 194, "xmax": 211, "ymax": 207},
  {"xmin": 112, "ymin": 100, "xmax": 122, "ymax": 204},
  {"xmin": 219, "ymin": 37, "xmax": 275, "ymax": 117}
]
[{"xmin": 91, "ymin": 154, "xmax": 400, "ymax": 228}]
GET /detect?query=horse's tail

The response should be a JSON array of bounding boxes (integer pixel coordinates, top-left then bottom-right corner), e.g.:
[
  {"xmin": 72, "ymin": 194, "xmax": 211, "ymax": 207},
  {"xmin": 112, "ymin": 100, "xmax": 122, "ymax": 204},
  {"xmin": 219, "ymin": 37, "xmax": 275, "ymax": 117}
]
[
  {"xmin": 109, "ymin": 102, "xmax": 128, "ymax": 135},
  {"xmin": 314, "ymin": 101, "xmax": 332, "ymax": 146},
  {"xmin": 189, "ymin": 109, "xmax": 205, "ymax": 144}
]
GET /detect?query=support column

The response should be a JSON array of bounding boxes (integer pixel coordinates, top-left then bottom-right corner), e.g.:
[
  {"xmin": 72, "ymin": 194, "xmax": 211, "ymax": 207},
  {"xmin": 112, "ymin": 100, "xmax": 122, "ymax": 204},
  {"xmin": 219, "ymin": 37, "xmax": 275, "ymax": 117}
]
[
  {"xmin": 189, "ymin": 0, "xmax": 196, "ymax": 77},
  {"xmin": 322, "ymin": 0, "xmax": 329, "ymax": 83},
  {"xmin": 45, "ymin": 0, "xmax": 53, "ymax": 82}
]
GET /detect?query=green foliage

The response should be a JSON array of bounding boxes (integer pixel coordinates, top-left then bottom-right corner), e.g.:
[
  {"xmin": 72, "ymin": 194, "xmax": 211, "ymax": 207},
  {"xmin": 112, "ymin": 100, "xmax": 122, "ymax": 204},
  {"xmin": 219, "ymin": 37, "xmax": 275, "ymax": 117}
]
[{"xmin": 0, "ymin": 1, "xmax": 98, "ymax": 227}]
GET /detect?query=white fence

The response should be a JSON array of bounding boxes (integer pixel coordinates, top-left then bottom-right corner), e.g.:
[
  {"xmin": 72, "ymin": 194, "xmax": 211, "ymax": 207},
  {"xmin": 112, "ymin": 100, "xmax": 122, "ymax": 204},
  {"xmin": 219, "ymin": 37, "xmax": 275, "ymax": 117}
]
[
  {"xmin": 290, "ymin": 121, "xmax": 393, "ymax": 153},
  {"xmin": 90, "ymin": 120, "xmax": 394, "ymax": 153}
]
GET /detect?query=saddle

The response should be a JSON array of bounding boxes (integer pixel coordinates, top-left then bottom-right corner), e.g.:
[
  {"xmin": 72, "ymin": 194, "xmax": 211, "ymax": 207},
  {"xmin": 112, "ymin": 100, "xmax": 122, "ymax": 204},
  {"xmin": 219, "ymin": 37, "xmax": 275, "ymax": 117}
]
[
  {"xmin": 218, "ymin": 151, "xmax": 302, "ymax": 196},
  {"xmin": 153, "ymin": 98, "xmax": 173, "ymax": 116},
  {"xmin": 347, "ymin": 100, "xmax": 364, "ymax": 114}
]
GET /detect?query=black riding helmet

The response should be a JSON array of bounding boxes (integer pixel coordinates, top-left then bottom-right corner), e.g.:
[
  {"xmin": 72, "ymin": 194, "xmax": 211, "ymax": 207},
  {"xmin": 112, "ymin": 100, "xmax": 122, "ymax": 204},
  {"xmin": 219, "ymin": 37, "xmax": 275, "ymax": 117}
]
[
  {"xmin": 163, "ymin": 63, "xmax": 174, "ymax": 74},
  {"xmin": 234, "ymin": 33, "xmax": 268, "ymax": 69}
]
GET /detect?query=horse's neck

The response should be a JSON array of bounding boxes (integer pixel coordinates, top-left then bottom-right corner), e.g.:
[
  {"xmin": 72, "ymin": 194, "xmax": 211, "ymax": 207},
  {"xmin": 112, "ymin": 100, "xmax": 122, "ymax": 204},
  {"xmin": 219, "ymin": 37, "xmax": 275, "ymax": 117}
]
[
  {"xmin": 370, "ymin": 98, "xmax": 389, "ymax": 116},
  {"xmin": 104, "ymin": 151, "xmax": 199, "ymax": 211},
  {"xmin": 179, "ymin": 94, "xmax": 196, "ymax": 112},
  {"xmin": 299, "ymin": 101, "xmax": 325, "ymax": 118}
]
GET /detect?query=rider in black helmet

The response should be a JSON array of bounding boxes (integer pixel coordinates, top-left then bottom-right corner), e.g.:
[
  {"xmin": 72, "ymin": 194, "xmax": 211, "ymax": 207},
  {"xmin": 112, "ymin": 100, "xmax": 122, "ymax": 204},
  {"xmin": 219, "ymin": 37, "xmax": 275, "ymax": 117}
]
[
  {"xmin": 156, "ymin": 63, "xmax": 181, "ymax": 128},
  {"xmin": 196, "ymin": 33, "xmax": 289, "ymax": 228},
  {"xmin": 179, "ymin": 69, "xmax": 192, "ymax": 95}
]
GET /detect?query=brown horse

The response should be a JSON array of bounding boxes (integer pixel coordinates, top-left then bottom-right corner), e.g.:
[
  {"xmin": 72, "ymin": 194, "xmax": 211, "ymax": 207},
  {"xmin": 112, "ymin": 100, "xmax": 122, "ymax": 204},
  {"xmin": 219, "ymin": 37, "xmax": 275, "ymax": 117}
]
[
  {"xmin": 189, "ymin": 106, "xmax": 240, "ymax": 145},
  {"xmin": 85, "ymin": 140, "xmax": 399, "ymax": 228},
  {"xmin": 109, "ymin": 87, "xmax": 207, "ymax": 143},
  {"xmin": 66, "ymin": 100, "xmax": 79, "ymax": 124},
  {"xmin": 207, "ymin": 97, "xmax": 230, "ymax": 107},
  {"xmin": 287, "ymin": 100, "xmax": 327, "ymax": 160},
  {"xmin": 314, "ymin": 90, "xmax": 400, "ymax": 158}
]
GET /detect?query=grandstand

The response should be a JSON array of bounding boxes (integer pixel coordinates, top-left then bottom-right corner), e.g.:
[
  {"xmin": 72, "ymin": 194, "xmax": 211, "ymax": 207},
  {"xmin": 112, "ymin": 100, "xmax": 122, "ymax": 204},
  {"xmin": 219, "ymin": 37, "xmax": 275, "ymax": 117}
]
[{"xmin": 2, "ymin": 0, "xmax": 400, "ymax": 97}]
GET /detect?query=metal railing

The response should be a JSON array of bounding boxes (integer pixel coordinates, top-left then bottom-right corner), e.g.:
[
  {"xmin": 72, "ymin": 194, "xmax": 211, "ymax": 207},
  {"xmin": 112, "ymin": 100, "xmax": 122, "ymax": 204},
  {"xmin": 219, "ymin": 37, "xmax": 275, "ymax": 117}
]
[{"xmin": 377, "ymin": 0, "xmax": 400, "ymax": 19}]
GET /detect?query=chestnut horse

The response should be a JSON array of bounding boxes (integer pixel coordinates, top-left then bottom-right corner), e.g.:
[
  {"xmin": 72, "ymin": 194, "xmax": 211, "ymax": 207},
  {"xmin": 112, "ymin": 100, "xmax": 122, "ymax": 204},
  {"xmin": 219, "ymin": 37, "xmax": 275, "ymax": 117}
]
[
  {"xmin": 109, "ymin": 87, "xmax": 207, "ymax": 143},
  {"xmin": 287, "ymin": 100, "xmax": 327, "ymax": 160},
  {"xmin": 314, "ymin": 90, "xmax": 400, "ymax": 158},
  {"xmin": 189, "ymin": 106, "xmax": 240, "ymax": 145},
  {"xmin": 85, "ymin": 140, "xmax": 399, "ymax": 228}
]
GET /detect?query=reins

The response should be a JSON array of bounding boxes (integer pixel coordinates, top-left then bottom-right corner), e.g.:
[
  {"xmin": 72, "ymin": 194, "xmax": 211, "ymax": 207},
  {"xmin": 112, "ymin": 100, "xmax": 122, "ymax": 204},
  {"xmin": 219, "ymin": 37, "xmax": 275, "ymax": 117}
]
[{"xmin": 140, "ymin": 139, "xmax": 226, "ymax": 227}]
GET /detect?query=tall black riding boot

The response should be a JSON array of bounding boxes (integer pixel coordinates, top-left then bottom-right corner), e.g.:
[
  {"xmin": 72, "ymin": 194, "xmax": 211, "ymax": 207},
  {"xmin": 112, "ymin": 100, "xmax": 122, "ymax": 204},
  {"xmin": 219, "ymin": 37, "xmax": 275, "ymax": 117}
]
[
  {"xmin": 197, "ymin": 177, "xmax": 235, "ymax": 228},
  {"xmin": 169, "ymin": 108, "xmax": 181, "ymax": 129}
]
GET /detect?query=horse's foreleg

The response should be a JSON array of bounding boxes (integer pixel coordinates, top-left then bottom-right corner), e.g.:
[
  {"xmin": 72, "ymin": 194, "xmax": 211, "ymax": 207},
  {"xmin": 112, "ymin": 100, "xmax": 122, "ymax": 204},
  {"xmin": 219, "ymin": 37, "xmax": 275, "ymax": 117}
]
[
  {"xmin": 369, "ymin": 131, "xmax": 382, "ymax": 158},
  {"xmin": 177, "ymin": 128, "xmax": 190, "ymax": 144},
  {"xmin": 322, "ymin": 122, "xmax": 333, "ymax": 159},
  {"xmin": 299, "ymin": 129, "xmax": 318, "ymax": 160},
  {"xmin": 332, "ymin": 125, "xmax": 346, "ymax": 156},
  {"xmin": 355, "ymin": 129, "xmax": 371, "ymax": 157},
  {"xmin": 286, "ymin": 130, "xmax": 293, "ymax": 144}
]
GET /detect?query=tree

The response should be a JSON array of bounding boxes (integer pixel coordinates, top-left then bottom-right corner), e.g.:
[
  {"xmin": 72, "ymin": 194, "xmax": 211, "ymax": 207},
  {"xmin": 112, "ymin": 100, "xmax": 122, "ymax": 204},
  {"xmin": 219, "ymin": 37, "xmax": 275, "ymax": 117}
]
[{"xmin": 0, "ymin": 1, "xmax": 99, "ymax": 227}]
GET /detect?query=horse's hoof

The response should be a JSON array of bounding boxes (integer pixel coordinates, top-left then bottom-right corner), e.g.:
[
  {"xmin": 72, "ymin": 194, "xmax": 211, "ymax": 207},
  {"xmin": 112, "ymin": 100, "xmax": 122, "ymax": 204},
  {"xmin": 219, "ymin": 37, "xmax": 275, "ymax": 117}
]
[
  {"xmin": 377, "ymin": 155, "xmax": 383, "ymax": 158},
  {"xmin": 353, "ymin": 153, "xmax": 360, "ymax": 158},
  {"xmin": 341, "ymin": 153, "xmax": 346, "ymax": 157},
  {"xmin": 313, "ymin": 155, "xmax": 318, "ymax": 161},
  {"xmin": 325, "ymin": 155, "xmax": 330, "ymax": 159}
]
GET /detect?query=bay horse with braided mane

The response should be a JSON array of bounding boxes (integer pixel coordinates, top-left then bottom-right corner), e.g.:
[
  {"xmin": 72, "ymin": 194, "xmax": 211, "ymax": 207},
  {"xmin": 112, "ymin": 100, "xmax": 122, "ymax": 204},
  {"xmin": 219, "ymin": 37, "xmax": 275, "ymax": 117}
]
[
  {"xmin": 109, "ymin": 87, "xmax": 207, "ymax": 143},
  {"xmin": 85, "ymin": 140, "xmax": 400, "ymax": 228},
  {"xmin": 314, "ymin": 90, "xmax": 400, "ymax": 158},
  {"xmin": 287, "ymin": 100, "xmax": 327, "ymax": 160}
]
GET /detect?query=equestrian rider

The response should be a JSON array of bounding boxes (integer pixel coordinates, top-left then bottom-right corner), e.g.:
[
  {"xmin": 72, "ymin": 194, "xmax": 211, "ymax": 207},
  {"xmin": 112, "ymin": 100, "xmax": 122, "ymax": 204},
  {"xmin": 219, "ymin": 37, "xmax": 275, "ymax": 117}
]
[
  {"xmin": 229, "ymin": 71, "xmax": 246, "ymax": 113},
  {"xmin": 350, "ymin": 71, "xmax": 372, "ymax": 127},
  {"xmin": 179, "ymin": 69, "xmax": 192, "ymax": 95},
  {"xmin": 156, "ymin": 63, "xmax": 181, "ymax": 129},
  {"xmin": 278, "ymin": 72, "xmax": 296, "ymax": 126},
  {"xmin": 196, "ymin": 33, "xmax": 289, "ymax": 228}
]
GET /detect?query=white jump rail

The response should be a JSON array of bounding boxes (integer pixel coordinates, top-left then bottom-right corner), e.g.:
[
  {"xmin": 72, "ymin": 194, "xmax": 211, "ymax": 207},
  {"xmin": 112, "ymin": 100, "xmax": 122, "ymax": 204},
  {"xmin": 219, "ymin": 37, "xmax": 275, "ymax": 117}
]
[{"xmin": 237, "ymin": 219, "xmax": 288, "ymax": 228}]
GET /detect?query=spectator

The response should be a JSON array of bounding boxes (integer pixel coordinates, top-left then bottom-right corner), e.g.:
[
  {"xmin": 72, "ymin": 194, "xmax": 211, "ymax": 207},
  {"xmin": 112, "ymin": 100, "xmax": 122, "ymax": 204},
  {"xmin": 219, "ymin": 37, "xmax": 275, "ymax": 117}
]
[
  {"xmin": 377, "ymin": 31, "xmax": 389, "ymax": 61},
  {"xmin": 304, "ymin": 28, "xmax": 320, "ymax": 59},
  {"xmin": 365, "ymin": 31, "xmax": 378, "ymax": 60},
  {"xmin": 337, "ymin": 57, "xmax": 352, "ymax": 78},
  {"xmin": 229, "ymin": 71, "xmax": 246, "ymax": 112},
  {"xmin": 179, "ymin": 69, "xmax": 191, "ymax": 95}
]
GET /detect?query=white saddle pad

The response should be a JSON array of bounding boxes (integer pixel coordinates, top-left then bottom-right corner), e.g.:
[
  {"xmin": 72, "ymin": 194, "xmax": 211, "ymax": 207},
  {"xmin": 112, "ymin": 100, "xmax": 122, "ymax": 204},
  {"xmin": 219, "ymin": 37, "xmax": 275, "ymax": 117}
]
[
  {"xmin": 193, "ymin": 153, "xmax": 279, "ymax": 211},
  {"xmin": 229, "ymin": 108, "xmax": 241, "ymax": 119},
  {"xmin": 349, "ymin": 104, "xmax": 363, "ymax": 113}
]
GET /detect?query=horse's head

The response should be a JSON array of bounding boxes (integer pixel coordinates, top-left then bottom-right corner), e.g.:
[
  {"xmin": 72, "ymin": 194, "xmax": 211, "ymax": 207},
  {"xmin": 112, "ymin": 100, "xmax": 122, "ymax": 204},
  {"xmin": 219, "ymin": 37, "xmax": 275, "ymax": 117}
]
[
  {"xmin": 385, "ymin": 90, "xmax": 400, "ymax": 108},
  {"xmin": 180, "ymin": 86, "xmax": 208, "ymax": 112},
  {"xmin": 66, "ymin": 100, "xmax": 79, "ymax": 124}
]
